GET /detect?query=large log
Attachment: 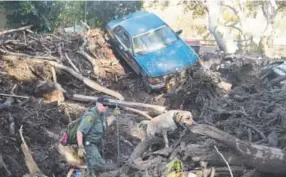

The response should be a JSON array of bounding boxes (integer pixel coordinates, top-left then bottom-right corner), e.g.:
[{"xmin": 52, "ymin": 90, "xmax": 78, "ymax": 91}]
[
  {"xmin": 2, "ymin": 54, "xmax": 124, "ymax": 100},
  {"xmin": 72, "ymin": 94, "xmax": 166, "ymax": 115},
  {"xmin": 183, "ymin": 144, "xmax": 242, "ymax": 167},
  {"xmin": 190, "ymin": 124, "xmax": 286, "ymax": 174}
]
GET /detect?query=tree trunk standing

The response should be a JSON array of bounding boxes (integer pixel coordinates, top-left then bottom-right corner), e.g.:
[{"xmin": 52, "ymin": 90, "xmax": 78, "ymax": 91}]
[
  {"xmin": 206, "ymin": 0, "xmax": 238, "ymax": 54},
  {"xmin": 260, "ymin": 0, "xmax": 278, "ymax": 57}
]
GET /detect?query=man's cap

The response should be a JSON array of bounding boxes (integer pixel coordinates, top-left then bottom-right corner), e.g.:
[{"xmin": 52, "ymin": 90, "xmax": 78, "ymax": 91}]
[{"xmin": 97, "ymin": 96, "xmax": 108, "ymax": 104}]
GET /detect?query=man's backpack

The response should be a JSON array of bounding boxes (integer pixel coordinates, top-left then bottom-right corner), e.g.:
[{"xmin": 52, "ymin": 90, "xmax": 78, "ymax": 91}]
[{"xmin": 60, "ymin": 110, "xmax": 96, "ymax": 146}]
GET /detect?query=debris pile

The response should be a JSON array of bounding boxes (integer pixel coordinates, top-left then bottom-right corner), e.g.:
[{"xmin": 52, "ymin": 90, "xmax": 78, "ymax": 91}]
[{"xmin": 1, "ymin": 25, "xmax": 286, "ymax": 177}]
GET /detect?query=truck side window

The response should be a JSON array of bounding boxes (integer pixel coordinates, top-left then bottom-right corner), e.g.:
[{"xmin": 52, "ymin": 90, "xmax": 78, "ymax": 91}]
[{"xmin": 113, "ymin": 26, "xmax": 130, "ymax": 49}]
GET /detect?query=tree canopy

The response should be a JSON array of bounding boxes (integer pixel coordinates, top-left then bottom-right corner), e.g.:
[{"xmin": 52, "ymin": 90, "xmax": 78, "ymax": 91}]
[{"xmin": 1, "ymin": 1, "xmax": 143, "ymax": 32}]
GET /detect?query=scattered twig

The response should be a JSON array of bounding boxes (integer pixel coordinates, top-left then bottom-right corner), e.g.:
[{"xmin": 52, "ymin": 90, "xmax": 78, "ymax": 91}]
[
  {"xmin": 214, "ymin": 145, "xmax": 233, "ymax": 177},
  {"xmin": 57, "ymin": 43, "xmax": 64, "ymax": 61},
  {"xmin": 64, "ymin": 52, "xmax": 80, "ymax": 72},
  {"xmin": 51, "ymin": 66, "xmax": 57, "ymax": 83},
  {"xmin": 23, "ymin": 31, "xmax": 27, "ymax": 45},
  {"xmin": 10, "ymin": 84, "xmax": 17, "ymax": 95},
  {"xmin": 0, "ymin": 93, "xmax": 29, "ymax": 99},
  {"xmin": 0, "ymin": 153, "xmax": 12, "ymax": 176},
  {"xmin": 240, "ymin": 122, "xmax": 266, "ymax": 139}
]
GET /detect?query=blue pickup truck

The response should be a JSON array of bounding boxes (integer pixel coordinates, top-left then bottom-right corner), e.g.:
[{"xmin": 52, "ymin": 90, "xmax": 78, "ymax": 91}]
[{"xmin": 106, "ymin": 11, "xmax": 200, "ymax": 92}]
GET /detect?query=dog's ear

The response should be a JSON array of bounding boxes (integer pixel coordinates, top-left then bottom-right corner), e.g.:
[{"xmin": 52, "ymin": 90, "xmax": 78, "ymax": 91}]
[{"xmin": 175, "ymin": 112, "xmax": 183, "ymax": 122}]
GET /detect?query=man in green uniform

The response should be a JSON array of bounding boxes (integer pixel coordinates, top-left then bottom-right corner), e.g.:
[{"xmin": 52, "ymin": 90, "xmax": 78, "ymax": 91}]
[{"xmin": 76, "ymin": 96, "xmax": 117, "ymax": 177}]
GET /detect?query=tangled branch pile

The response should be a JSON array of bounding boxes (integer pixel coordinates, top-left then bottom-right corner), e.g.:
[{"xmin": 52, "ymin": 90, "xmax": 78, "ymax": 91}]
[
  {"xmin": 0, "ymin": 25, "xmax": 125, "ymax": 80},
  {"xmin": 2, "ymin": 25, "xmax": 286, "ymax": 177}
]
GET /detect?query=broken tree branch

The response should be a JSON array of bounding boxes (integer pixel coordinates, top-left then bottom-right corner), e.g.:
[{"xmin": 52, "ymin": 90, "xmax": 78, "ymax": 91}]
[
  {"xmin": 19, "ymin": 126, "xmax": 47, "ymax": 177},
  {"xmin": 0, "ymin": 48, "xmax": 57, "ymax": 61},
  {"xmin": 72, "ymin": 94, "xmax": 166, "ymax": 115},
  {"xmin": 0, "ymin": 25, "xmax": 32, "ymax": 36},
  {"xmin": 80, "ymin": 20, "xmax": 90, "ymax": 31},
  {"xmin": 190, "ymin": 124, "xmax": 286, "ymax": 174},
  {"xmin": 77, "ymin": 35, "xmax": 99, "ymax": 75},
  {"xmin": 2, "ymin": 54, "xmax": 124, "ymax": 100},
  {"xmin": 64, "ymin": 52, "xmax": 80, "ymax": 72},
  {"xmin": 214, "ymin": 145, "xmax": 233, "ymax": 177},
  {"xmin": 120, "ymin": 106, "xmax": 152, "ymax": 120}
]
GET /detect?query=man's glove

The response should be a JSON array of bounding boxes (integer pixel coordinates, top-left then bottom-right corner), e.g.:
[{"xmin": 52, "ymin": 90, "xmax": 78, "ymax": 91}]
[{"xmin": 77, "ymin": 145, "xmax": 86, "ymax": 158}]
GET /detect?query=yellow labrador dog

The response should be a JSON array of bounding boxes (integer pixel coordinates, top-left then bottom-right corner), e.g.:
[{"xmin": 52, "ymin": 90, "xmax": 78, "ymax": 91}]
[{"xmin": 139, "ymin": 110, "xmax": 195, "ymax": 148}]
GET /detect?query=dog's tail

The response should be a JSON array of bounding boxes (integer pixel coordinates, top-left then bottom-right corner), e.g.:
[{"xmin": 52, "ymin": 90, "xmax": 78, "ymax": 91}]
[{"xmin": 138, "ymin": 120, "xmax": 149, "ymax": 131}]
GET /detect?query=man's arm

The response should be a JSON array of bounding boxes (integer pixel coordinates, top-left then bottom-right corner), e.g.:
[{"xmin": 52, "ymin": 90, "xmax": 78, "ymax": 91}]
[
  {"xmin": 77, "ymin": 131, "xmax": 84, "ymax": 147},
  {"xmin": 77, "ymin": 112, "xmax": 95, "ymax": 146}
]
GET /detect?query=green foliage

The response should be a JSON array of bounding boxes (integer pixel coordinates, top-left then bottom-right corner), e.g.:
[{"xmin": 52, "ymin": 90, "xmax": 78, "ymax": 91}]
[
  {"xmin": 1, "ymin": 1, "xmax": 143, "ymax": 32},
  {"xmin": 2, "ymin": 1, "xmax": 65, "ymax": 32},
  {"xmin": 182, "ymin": 1, "xmax": 207, "ymax": 18},
  {"xmin": 58, "ymin": 1, "xmax": 86, "ymax": 27},
  {"xmin": 85, "ymin": 1, "xmax": 143, "ymax": 28},
  {"xmin": 221, "ymin": 6, "xmax": 239, "ymax": 23},
  {"xmin": 195, "ymin": 25, "xmax": 207, "ymax": 35},
  {"xmin": 166, "ymin": 158, "xmax": 183, "ymax": 173}
]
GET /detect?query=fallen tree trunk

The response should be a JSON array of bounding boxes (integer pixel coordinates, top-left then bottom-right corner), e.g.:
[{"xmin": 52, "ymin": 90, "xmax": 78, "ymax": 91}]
[
  {"xmin": 2, "ymin": 54, "xmax": 124, "ymax": 100},
  {"xmin": 0, "ymin": 48, "xmax": 58, "ymax": 61},
  {"xmin": 0, "ymin": 25, "xmax": 32, "ymax": 36},
  {"xmin": 72, "ymin": 94, "xmax": 166, "ymax": 115},
  {"xmin": 183, "ymin": 144, "xmax": 243, "ymax": 167},
  {"xmin": 190, "ymin": 124, "xmax": 286, "ymax": 174}
]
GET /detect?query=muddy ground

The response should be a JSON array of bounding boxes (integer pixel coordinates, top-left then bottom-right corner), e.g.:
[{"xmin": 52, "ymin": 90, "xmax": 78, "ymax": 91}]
[{"xmin": 0, "ymin": 27, "xmax": 286, "ymax": 177}]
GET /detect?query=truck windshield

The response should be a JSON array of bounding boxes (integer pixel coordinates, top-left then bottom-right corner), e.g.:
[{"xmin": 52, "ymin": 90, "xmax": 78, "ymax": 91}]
[{"xmin": 132, "ymin": 25, "xmax": 178, "ymax": 55}]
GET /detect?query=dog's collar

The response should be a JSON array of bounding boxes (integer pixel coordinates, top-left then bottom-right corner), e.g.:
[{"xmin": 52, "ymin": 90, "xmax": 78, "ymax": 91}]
[{"xmin": 173, "ymin": 114, "xmax": 184, "ymax": 128}]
